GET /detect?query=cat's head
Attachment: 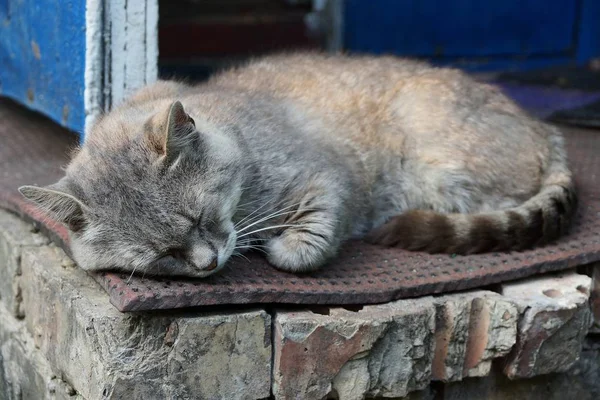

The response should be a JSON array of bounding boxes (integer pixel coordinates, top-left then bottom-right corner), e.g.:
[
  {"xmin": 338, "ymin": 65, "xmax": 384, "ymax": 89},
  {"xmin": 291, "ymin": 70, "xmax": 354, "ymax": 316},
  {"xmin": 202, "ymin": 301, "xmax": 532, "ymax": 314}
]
[{"xmin": 20, "ymin": 101, "xmax": 244, "ymax": 278}]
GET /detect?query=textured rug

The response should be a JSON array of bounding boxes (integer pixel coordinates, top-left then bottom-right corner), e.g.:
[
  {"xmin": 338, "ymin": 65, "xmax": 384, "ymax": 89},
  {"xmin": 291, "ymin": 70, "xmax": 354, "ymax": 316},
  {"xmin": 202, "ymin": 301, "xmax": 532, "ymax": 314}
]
[{"xmin": 1, "ymin": 93, "xmax": 599, "ymax": 312}]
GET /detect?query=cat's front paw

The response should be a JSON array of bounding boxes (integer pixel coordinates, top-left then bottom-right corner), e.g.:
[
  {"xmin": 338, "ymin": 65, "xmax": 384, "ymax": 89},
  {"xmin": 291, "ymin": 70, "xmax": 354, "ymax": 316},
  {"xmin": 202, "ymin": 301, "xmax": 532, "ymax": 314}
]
[{"xmin": 266, "ymin": 230, "xmax": 332, "ymax": 273}]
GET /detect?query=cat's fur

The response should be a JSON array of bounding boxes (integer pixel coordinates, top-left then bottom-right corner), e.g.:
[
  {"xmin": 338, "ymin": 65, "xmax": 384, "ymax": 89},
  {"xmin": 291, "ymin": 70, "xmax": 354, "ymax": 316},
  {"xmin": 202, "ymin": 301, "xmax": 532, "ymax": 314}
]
[{"xmin": 19, "ymin": 53, "xmax": 577, "ymax": 277}]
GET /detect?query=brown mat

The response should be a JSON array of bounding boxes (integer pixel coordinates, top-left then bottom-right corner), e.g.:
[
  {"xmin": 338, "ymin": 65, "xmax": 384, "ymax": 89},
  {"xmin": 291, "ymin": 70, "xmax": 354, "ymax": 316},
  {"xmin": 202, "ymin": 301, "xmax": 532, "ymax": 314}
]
[{"xmin": 1, "ymin": 98, "xmax": 599, "ymax": 312}]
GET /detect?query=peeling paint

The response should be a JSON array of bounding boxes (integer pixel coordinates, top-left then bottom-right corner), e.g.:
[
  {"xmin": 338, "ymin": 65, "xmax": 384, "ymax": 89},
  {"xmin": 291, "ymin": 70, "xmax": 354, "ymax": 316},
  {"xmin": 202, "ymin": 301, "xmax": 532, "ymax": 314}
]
[
  {"xmin": 84, "ymin": 0, "xmax": 158, "ymax": 136},
  {"xmin": 31, "ymin": 40, "xmax": 41, "ymax": 59},
  {"xmin": 108, "ymin": 0, "xmax": 158, "ymax": 108},
  {"xmin": 1, "ymin": 0, "xmax": 158, "ymax": 138},
  {"xmin": 0, "ymin": 0, "xmax": 86, "ymax": 132},
  {"xmin": 84, "ymin": 0, "xmax": 104, "ymax": 137}
]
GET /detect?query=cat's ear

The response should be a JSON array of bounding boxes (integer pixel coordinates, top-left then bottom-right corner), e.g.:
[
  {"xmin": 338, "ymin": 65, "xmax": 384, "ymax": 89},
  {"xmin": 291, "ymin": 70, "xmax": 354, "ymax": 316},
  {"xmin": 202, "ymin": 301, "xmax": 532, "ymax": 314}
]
[
  {"xmin": 18, "ymin": 181, "xmax": 88, "ymax": 232},
  {"xmin": 145, "ymin": 101, "xmax": 198, "ymax": 162},
  {"xmin": 162, "ymin": 101, "xmax": 197, "ymax": 161}
]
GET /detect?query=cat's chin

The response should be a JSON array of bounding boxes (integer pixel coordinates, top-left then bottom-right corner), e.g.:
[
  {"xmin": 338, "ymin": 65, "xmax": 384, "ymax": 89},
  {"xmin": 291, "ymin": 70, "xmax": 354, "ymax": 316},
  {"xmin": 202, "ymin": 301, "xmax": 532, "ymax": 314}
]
[
  {"xmin": 186, "ymin": 265, "xmax": 227, "ymax": 279},
  {"xmin": 107, "ymin": 264, "xmax": 227, "ymax": 280},
  {"xmin": 76, "ymin": 255, "xmax": 229, "ymax": 279},
  {"xmin": 149, "ymin": 258, "xmax": 229, "ymax": 279}
]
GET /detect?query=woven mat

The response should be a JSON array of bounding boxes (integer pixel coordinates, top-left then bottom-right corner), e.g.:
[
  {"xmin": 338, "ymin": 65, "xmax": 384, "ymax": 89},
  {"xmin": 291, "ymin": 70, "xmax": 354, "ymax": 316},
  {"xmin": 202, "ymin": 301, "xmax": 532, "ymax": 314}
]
[{"xmin": 1, "ymin": 97, "xmax": 599, "ymax": 312}]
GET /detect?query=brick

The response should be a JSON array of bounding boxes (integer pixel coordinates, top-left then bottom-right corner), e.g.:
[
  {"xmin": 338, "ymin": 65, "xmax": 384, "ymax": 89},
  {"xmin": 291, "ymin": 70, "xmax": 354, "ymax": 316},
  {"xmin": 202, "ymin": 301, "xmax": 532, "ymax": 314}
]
[
  {"xmin": 431, "ymin": 291, "xmax": 518, "ymax": 382},
  {"xmin": 417, "ymin": 340, "xmax": 600, "ymax": 400},
  {"xmin": 19, "ymin": 245, "xmax": 272, "ymax": 400},
  {"xmin": 501, "ymin": 272, "xmax": 592, "ymax": 378},
  {"xmin": 0, "ymin": 210, "xmax": 48, "ymax": 317},
  {"xmin": 273, "ymin": 299, "xmax": 436, "ymax": 400},
  {"xmin": 0, "ymin": 302, "xmax": 81, "ymax": 400}
]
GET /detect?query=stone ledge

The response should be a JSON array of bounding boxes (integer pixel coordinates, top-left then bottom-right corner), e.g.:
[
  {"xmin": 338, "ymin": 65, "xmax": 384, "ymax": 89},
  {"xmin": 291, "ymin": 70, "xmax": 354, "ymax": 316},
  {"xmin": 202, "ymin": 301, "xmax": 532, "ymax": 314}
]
[
  {"xmin": 501, "ymin": 272, "xmax": 592, "ymax": 378},
  {"xmin": 272, "ymin": 273, "xmax": 592, "ymax": 399},
  {"xmin": 0, "ymin": 211, "xmax": 49, "ymax": 317},
  {"xmin": 18, "ymin": 245, "xmax": 272, "ymax": 400},
  {"xmin": 0, "ymin": 302, "xmax": 81, "ymax": 400},
  {"xmin": 431, "ymin": 291, "xmax": 518, "ymax": 382},
  {"xmin": 273, "ymin": 299, "xmax": 436, "ymax": 400}
]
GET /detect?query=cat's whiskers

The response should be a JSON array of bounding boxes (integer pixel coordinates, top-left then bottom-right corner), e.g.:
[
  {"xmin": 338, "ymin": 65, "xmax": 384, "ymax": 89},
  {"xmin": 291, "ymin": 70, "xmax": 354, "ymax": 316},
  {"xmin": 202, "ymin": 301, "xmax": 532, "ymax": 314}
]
[
  {"xmin": 234, "ymin": 199, "xmax": 280, "ymax": 228},
  {"xmin": 234, "ymin": 198, "xmax": 306, "ymax": 229},
  {"xmin": 234, "ymin": 244, "xmax": 269, "ymax": 251},
  {"xmin": 234, "ymin": 246, "xmax": 268, "ymax": 255},
  {"xmin": 232, "ymin": 252, "xmax": 251, "ymax": 263},
  {"xmin": 236, "ymin": 224, "xmax": 304, "ymax": 240},
  {"xmin": 234, "ymin": 243, "xmax": 269, "ymax": 248},
  {"xmin": 126, "ymin": 264, "xmax": 138, "ymax": 284},
  {"xmin": 236, "ymin": 201, "xmax": 315, "ymax": 234},
  {"xmin": 234, "ymin": 205, "xmax": 315, "ymax": 249},
  {"xmin": 234, "ymin": 200, "xmax": 263, "ymax": 217},
  {"xmin": 236, "ymin": 194, "xmax": 266, "ymax": 207},
  {"xmin": 236, "ymin": 207, "xmax": 308, "ymax": 235}
]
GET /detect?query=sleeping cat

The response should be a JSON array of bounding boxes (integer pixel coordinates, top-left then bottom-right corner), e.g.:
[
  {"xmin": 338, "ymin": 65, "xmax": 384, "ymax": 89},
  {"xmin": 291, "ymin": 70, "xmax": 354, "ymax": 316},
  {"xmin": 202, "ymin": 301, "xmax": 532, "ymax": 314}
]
[{"xmin": 19, "ymin": 53, "xmax": 577, "ymax": 278}]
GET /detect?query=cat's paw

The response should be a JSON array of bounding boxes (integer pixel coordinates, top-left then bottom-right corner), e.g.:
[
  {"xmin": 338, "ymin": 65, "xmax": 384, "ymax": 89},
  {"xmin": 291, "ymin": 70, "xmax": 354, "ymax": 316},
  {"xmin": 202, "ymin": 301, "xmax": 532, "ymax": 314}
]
[{"xmin": 266, "ymin": 230, "xmax": 332, "ymax": 273}]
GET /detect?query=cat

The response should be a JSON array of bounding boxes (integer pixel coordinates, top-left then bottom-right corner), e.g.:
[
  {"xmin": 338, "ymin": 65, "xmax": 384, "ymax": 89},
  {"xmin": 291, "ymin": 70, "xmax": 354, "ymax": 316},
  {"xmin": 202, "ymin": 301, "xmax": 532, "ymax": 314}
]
[{"xmin": 19, "ymin": 52, "xmax": 577, "ymax": 278}]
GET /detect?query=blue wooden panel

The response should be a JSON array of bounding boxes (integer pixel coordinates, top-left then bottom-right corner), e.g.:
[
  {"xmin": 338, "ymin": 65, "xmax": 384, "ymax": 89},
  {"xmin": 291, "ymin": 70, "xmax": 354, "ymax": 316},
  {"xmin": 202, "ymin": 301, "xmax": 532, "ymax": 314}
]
[
  {"xmin": 576, "ymin": 0, "xmax": 600, "ymax": 64},
  {"xmin": 0, "ymin": 0, "xmax": 86, "ymax": 133},
  {"xmin": 432, "ymin": 56, "xmax": 577, "ymax": 73},
  {"xmin": 345, "ymin": 0, "xmax": 577, "ymax": 58}
]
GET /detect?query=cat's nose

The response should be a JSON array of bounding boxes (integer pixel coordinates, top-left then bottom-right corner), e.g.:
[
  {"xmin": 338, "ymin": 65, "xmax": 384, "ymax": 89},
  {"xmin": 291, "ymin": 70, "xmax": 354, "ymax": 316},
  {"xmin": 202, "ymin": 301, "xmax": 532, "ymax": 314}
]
[
  {"xmin": 205, "ymin": 257, "xmax": 218, "ymax": 271},
  {"xmin": 189, "ymin": 245, "xmax": 219, "ymax": 273}
]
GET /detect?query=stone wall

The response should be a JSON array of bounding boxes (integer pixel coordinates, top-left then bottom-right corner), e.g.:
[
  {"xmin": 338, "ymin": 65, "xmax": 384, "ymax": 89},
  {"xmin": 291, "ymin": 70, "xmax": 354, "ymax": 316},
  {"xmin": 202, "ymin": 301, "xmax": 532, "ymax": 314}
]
[{"xmin": 1, "ymin": 209, "xmax": 599, "ymax": 400}]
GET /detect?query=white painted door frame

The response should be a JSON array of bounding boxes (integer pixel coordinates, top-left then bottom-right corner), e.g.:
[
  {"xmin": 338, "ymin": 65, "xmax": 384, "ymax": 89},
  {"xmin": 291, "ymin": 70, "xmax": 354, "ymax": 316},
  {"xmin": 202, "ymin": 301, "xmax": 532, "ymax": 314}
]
[{"xmin": 85, "ymin": 0, "xmax": 158, "ymax": 135}]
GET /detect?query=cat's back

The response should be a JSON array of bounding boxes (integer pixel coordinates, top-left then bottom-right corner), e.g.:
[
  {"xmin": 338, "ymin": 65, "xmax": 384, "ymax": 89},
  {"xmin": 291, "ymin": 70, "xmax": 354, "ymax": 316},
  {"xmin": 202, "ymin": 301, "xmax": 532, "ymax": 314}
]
[
  {"xmin": 207, "ymin": 52, "xmax": 498, "ymax": 149},
  {"xmin": 210, "ymin": 52, "xmax": 433, "ymax": 107}
]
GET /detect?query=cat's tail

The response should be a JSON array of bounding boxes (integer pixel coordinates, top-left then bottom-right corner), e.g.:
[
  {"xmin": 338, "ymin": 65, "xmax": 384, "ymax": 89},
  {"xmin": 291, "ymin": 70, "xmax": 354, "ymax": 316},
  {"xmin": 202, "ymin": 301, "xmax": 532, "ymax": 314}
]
[{"xmin": 366, "ymin": 129, "xmax": 577, "ymax": 254}]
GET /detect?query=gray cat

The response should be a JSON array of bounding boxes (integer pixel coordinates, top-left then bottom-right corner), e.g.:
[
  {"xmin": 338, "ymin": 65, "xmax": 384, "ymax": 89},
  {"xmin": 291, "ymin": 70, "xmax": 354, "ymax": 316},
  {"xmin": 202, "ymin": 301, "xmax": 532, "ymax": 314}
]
[{"xmin": 19, "ymin": 53, "xmax": 577, "ymax": 278}]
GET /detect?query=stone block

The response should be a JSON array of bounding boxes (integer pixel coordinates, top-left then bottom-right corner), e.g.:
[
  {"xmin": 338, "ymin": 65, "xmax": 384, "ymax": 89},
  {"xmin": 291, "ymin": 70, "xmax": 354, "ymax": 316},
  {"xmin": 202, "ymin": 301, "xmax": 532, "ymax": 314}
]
[
  {"xmin": 0, "ymin": 211, "xmax": 48, "ymax": 317},
  {"xmin": 431, "ymin": 291, "xmax": 518, "ymax": 382},
  {"xmin": 395, "ymin": 337, "xmax": 600, "ymax": 400},
  {"xmin": 501, "ymin": 272, "xmax": 592, "ymax": 378},
  {"xmin": 19, "ymin": 245, "xmax": 272, "ymax": 400},
  {"xmin": 0, "ymin": 302, "xmax": 81, "ymax": 400},
  {"xmin": 273, "ymin": 299, "xmax": 436, "ymax": 400}
]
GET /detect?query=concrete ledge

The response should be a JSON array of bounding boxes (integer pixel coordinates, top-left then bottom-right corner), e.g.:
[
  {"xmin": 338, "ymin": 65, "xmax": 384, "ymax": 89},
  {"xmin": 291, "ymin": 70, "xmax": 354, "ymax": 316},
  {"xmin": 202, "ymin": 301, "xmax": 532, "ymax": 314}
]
[
  {"xmin": 18, "ymin": 244, "xmax": 272, "ymax": 400},
  {"xmin": 0, "ymin": 304, "xmax": 81, "ymax": 399},
  {"xmin": 0, "ymin": 210, "xmax": 597, "ymax": 399},
  {"xmin": 0, "ymin": 211, "xmax": 49, "ymax": 317},
  {"xmin": 271, "ymin": 273, "xmax": 592, "ymax": 399}
]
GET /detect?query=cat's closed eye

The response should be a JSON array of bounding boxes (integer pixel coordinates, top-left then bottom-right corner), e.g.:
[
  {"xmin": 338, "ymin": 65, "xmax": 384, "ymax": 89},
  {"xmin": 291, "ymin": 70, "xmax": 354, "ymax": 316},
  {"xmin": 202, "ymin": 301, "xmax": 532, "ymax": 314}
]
[
  {"xmin": 150, "ymin": 249, "xmax": 186, "ymax": 273},
  {"xmin": 161, "ymin": 247, "xmax": 186, "ymax": 262}
]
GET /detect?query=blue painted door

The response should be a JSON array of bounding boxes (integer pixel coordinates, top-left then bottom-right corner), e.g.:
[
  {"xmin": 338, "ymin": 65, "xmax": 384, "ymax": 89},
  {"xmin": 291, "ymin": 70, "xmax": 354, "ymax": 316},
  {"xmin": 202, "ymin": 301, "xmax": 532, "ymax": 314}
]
[
  {"xmin": 344, "ymin": 0, "xmax": 598, "ymax": 71},
  {"xmin": 0, "ymin": 0, "xmax": 87, "ymax": 133}
]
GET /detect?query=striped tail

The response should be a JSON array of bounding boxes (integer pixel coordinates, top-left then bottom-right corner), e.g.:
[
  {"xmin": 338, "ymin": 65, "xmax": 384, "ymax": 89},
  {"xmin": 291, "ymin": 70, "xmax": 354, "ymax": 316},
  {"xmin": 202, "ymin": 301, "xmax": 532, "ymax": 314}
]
[{"xmin": 366, "ymin": 130, "xmax": 577, "ymax": 254}]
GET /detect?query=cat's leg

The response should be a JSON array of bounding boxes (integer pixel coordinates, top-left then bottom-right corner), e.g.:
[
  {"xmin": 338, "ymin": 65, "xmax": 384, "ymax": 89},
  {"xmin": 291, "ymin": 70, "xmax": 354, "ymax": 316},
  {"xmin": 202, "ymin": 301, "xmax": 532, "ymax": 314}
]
[{"xmin": 266, "ymin": 188, "xmax": 346, "ymax": 273}]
